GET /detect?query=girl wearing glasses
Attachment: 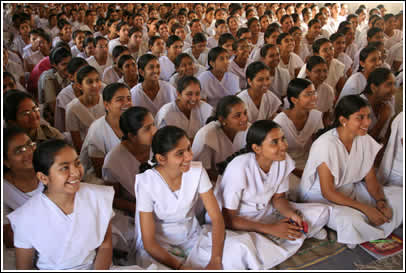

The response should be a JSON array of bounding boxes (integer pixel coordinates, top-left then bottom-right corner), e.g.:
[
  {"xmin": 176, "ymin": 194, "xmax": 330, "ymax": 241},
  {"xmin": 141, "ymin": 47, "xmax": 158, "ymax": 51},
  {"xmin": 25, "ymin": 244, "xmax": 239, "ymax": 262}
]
[
  {"xmin": 4, "ymin": 91, "xmax": 64, "ymax": 143},
  {"xmin": 3, "ymin": 127, "xmax": 43, "ymax": 248},
  {"xmin": 274, "ymin": 79, "xmax": 323, "ymax": 201}
]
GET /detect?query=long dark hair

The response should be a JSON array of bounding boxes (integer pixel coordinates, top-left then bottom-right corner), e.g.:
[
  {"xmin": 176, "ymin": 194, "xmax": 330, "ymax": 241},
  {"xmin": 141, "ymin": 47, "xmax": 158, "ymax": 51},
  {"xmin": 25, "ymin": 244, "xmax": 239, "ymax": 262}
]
[
  {"xmin": 206, "ymin": 95, "xmax": 244, "ymax": 124},
  {"xmin": 362, "ymin": 67, "xmax": 392, "ymax": 95},
  {"xmin": 33, "ymin": 139, "xmax": 73, "ymax": 175},
  {"xmin": 286, "ymin": 78, "xmax": 313, "ymax": 109},
  {"xmin": 217, "ymin": 120, "xmax": 281, "ymax": 175},
  {"xmin": 120, "ymin": 107, "xmax": 151, "ymax": 140}
]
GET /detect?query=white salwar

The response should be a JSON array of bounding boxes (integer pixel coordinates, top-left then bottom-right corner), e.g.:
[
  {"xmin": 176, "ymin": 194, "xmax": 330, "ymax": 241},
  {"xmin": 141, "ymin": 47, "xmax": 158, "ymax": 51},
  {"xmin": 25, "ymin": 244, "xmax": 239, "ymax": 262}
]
[
  {"xmin": 130, "ymin": 81, "xmax": 177, "ymax": 116},
  {"xmin": 7, "ymin": 183, "xmax": 115, "ymax": 270},
  {"xmin": 299, "ymin": 129, "xmax": 403, "ymax": 244},
  {"xmin": 274, "ymin": 110, "xmax": 324, "ymax": 201},
  {"xmin": 197, "ymin": 71, "xmax": 240, "ymax": 107},
  {"xmin": 237, "ymin": 90, "xmax": 282, "ymax": 123},
  {"xmin": 155, "ymin": 101, "xmax": 213, "ymax": 139},
  {"xmin": 337, "ymin": 72, "xmax": 367, "ymax": 103},
  {"xmin": 192, "ymin": 121, "xmax": 249, "ymax": 171},
  {"xmin": 277, "ymin": 52, "xmax": 305, "ymax": 80},
  {"xmin": 377, "ymin": 112, "xmax": 403, "ymax": 186},
  {"xmin": 215, "ymin": 153, "xmax": 330, "ymax": 269},
  {"xmin": 80, "ymin": 116, "xmax": 121, "ymax": 173},
  {"xmin": 65, "ymin": 95, "xmax": 106, "ymax": 141},
  {"xmin": 159, "ymin": 56, "xmax": 176, "ymax": 82},
  {"xmin": 134, "ymin": 162, "xmax": 269, "ymax": 269}
]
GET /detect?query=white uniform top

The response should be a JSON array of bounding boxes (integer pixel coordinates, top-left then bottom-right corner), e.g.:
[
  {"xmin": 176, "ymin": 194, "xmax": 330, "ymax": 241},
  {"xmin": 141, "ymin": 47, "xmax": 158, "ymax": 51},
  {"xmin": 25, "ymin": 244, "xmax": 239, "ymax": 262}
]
[
  {"xmin": 315, "ymin": 82, "xmax": 335, "ymax": 113},
  {"xmin": 65, "ymin": 95, "xmax": 106, "ymax": 141},
  {"xmin": 299, "ymin": 128, "xmax": 382, "ymax": 201},
  {"xmin": 197, "ymin": 71, "xmax": 240, "ymax": 107},
  {"xmin": 274, "ymin": 110, "xmax": 323, "ymax": 170},
  {"xmin": 377, "ymin": 112, "xmax": 403, "ymax": 186},
  {"xmin": 155, "ymin": 101, "xmax": 213, "ymax": 139},
  {"xmin": 86, "ymin": 56, "xmax": 114, "ymax": 78},
  {"xmin": 135, "ymin": 162, "xmax": 212, "ymax": 250},
  {"xmin": 237, "ymin": 89, "xmax": 281, "ymax": 123},
  {"xmin": 184, "ymin": 47, "xmax": 209, "ymax": 68},
  {"xmin": 277, "ymin": 52, "xmax": 305, "ymax": 80},
  {"xmin": 386, "ymin": 41, "xmax": 403, "ymax": 72},
  {"xmin": 80, "ymin": 116, "xmax": 121, "ymax": 172},
  {"xmin": 228, "ymin": 58, "xmax": 248, "ymax": 90},
  {"xmin": 384, "ymin": 29, "xmax": 403, "ymax": 50},
  {"xmin": 297, "ymin": 58, "xmax": 345, "ymax": 95},
  {"xmin": 24, "ymin": 50, "xmax": 44, "ymax": 68},
  {"xmin": 10, "ymin": 34, "xmax": 27, "ymax": 56},
  {"xmin": 102, "ymin": 65, "xmax": 120, "ymax": 85},
  {"xmin": 269, "ymin": 67, "xmax": 291, "ymax": 99},
  {"xmin": 206, "ymin": 37, "xmax": 218, "ymax": 49},
  {"xmin": 130, "ymin": 80, "xmax": 177, "ymax": 116},
  {"xmin": 192, "ymin": 121, "xmax": 249, "ymax": 170},
  {"xmin": 108, "ymin": 38, "xmax": 126, "ymax": 56},
  {"xmin": 218, "ymin": 152, "xmax": 294, "ymax": 218},
  {"xmin": 159, "ymin": 55, "xmax": 176, "ymax": 82},
  {"xmin": 70, "ymin": 45, "xmax": 82, "ymax": 58},
  {"xmin": 7, "ymin": 183, "xmax": 114, "ymax": 270},
  {"xmin": 345, "ymin": 43, "xmax": 358, "ymax": 61},
  {"xmin": 336, "ymin": 52, "xmax": 353, "ymax": 77},
  {"xmin": 55, "ymin": 84, "xmax": 76, "ymax": 132},
  {"xmin": 103, "ymin": 143, "xmax": 147, "ymax": 200},
  {"xmin": 3, "ymin": 180, "xmax": 45, "ymax": 225},
  {"xmin": 337, "ymin": 72, "xmax": 367, "ymax": 103}
]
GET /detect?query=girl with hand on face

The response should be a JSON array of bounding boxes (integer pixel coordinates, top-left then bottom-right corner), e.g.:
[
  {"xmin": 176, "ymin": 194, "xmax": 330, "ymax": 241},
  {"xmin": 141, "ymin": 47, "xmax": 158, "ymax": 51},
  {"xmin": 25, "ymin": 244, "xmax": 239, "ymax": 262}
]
[
  {"xmin": 238, "ymin": 61, "xmax": 282, "ymax": 123},
  {"xmin": 360, "ymin": 67, "xmax": 396, "ymax": 142},
  {"xmin": 305, "ymin": 56, "xmax": 335, "ymax": 126},
  {"xmin": 169, "ymin": 53, "xmax": 206, "ymax": 89},
  {"xmin": 156, "ymin": 76, "xmax": 213, "ymax": 140},
  {"xmin": 65, "ymin": 65, "xmax": 105, "ymax": 153},
  {"xmin": 134, "ymin": 126, "xmax": 264, "ymax": 270},
  {"xmin": 338, "ymin": 46, "xmax": 382, "ymax": 102},
  {"xmin": 3, "ymin": 127, "xmax": 43, "ymax": 249},
  {"xmin": 216, "ymin": 120, "xmax": 329, "ymax": 269},
  {"xmin": 80, "ymin": 83, "xmax": 132, "ymax": 178},
  {"xmin": 8, "ymin": 139, "xmax": 115, "ymax": 270},
  {"xmin": 276, "ymin": 33, "xmax": 304, "ymax": 80},
  {"xmin": 299, "ymin": 95, "xmax": 403, "ymax": 249},
  {"xmin": 198, "ymin": 47, "xmax": 241, "ymax": 107},
  {"xmin": 131, "ymin": 54, "xmax": 177, "ymax": 116},
  {"xmin": 274, "ymin": 78, "xmax": 323, "ymax": 201},
  {"xmin": 192, "ymin": 95, "xmax": 249, "ymax": 181},
  {"xmin": 117, "ymin": 54, "xmax": 138, "ymax": 89}
]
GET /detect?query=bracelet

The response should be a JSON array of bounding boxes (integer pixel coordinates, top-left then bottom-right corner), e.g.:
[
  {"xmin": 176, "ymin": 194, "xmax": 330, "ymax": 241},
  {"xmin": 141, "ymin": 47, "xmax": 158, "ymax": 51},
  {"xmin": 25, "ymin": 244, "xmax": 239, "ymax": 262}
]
[{"xmin": 376, "ymin": 198, "xmax": 386, "ymax": 204}]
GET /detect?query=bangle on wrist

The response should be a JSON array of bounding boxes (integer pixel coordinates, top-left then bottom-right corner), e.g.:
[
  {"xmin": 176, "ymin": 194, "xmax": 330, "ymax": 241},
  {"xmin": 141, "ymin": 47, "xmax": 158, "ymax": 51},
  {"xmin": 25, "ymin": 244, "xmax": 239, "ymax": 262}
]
[
  {"xmin": 376, "ymin": 198, "xmax": 386, "ymax": 204},
  {"xmin": 175, "ymin": 261, "xmax": 184, "ymax": 270}
]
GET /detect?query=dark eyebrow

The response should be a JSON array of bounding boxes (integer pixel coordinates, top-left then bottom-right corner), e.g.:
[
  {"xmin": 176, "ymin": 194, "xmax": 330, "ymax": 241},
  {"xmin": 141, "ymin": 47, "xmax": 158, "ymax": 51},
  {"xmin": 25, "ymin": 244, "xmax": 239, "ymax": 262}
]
[{"xmin": 57, "ymin": 157, "xmax": 80, "ymax": 166}]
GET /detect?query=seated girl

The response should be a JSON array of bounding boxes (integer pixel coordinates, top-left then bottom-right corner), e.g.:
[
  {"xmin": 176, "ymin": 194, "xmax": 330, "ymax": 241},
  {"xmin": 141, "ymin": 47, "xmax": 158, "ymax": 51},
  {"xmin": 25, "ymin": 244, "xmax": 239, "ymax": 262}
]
[
  {"xmin": 8, "ymin": 139, "xmax": 115, "ymax": 270},
  {"xmin": 3, "ymin": 127, "xmax": 44, "ymax": 249},
  {"xmin": 299, "ymin": 95, "xmax": 403, "ymax": 249},
  {"xmin": 237, "ymin": 61, "xmax": 282, "ymax": 123},
  {"xmin": 65, "ymin": 65, "xmax": 105, "ymax": 152},
  {"xmin": 4, "ymin": 91, "xmax": 64, "ymax": 143},
  {"xmin": 155, "ymin": 76, "xmax": 213, "ymax": 140},
  {"xmin": 228, "ymin": 38, "xmax": 251, "ymax": 90},
  {"xmin": 134, "ymin": 126, "xmax": 272, "ymax": 270},
  {"xmin": 216, "ymin": 120, "xmax": 329, "ymax": 268},
  {"xmin": 117, "ymin": 54, "xmax": 138, "ymax": 89},
  {"xmin": 131, "ymin": 54, "xmax": 177, "ymax": 116},
  {"xmin": 103, "ymin": 106, "xmax": 157, "ymax": 215},
  {"xmin": 276, "ymin": 33, "xmax": 304, "ymax": 80},
  {"xmin": 197, "ymin": 47, "xmax": 240, "ymax": 107},
  {"xmin": 169, "ymin": 53, "xmax": 206, "ymax": 89},
  {"xmin": 192, "ymin": 95, "xmax": 249, "ymax": 181},
  {"xmin": 274, "ymin": 78, "xmax": 324, "ymax": 201},
  {"xmin": 80, "ymin": 83, "xmax": 132, "ymax": 178}
]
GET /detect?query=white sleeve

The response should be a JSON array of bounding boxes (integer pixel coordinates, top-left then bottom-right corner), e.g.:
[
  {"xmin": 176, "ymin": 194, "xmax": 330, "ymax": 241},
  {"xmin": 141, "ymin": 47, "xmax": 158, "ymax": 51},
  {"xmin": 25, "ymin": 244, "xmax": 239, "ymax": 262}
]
[
  {"xmin": 3, "ymin": 204, "xmax": 12, "ymax": 225},
  {"xmin": 198, "ymin": 168, "xmax": 213, "ymax": 194},
  {"xmin": 193, "ymin": 144, "xmax": 214, "ymax": 170},
  {"xmin": 219, "ymin": 162, "xmax": 245, "ymax": 210},
  {"xmin": 276, "ymin": 176, "xmax": 290, "ymax": 194},
  {"xmin": 102, "ymin": 167, "xmax": 119, "ymax": 184},
  {"xmin": 135, "ymin": 181, "xmax": 154, "ymax": 212},
  {"xmin": 65, "ymin": 109, "xmax": 81, "ymax": 132},
  {"xmin": 7, "ymin": 214, "xmax": 33, "ymax": 249}
]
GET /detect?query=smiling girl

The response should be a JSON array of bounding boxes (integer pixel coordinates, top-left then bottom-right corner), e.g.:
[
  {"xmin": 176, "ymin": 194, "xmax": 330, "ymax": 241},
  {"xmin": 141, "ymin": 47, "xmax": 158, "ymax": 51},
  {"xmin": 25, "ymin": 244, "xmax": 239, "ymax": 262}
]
[
  {"xmin": 155, "ymin": 76, "xmax": 213, "ymax": 140},
  {"xmin": 299, "ymin": 95, "xmax": 403, "ymax": 249}
]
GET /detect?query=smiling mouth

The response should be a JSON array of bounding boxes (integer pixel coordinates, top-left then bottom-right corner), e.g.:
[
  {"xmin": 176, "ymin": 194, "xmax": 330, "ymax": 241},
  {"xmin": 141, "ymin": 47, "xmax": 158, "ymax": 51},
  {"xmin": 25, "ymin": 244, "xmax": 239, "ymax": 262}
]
[{"xmin": 66, "ymin": 179, "xmax": 80, "ymax": 185}]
